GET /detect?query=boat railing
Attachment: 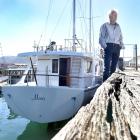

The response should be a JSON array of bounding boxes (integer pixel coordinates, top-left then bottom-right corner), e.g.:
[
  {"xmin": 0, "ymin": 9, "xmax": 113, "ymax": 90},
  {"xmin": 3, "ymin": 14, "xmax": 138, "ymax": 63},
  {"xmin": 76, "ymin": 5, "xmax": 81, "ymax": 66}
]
[
  {"xmin": 27, "ymin": 74, "xmax": 97, "ymax": 87},
  {"xmin": 35, "ymin": 44, "xmax": 87, "ymax": 52},
  {"xmin": 35, "ymin": 45, "xmax": 63, "ymax": 52},
  {"xmin": 64, "ymin": 39, "xmax": 87, "ymax": 52},
  {"xmin": 33, "ymin": 39, "xmax": 88, "ymax": 53},
  {"xmin": 6, "ymin": 73, "xmax": 102, "ymax": 87}
]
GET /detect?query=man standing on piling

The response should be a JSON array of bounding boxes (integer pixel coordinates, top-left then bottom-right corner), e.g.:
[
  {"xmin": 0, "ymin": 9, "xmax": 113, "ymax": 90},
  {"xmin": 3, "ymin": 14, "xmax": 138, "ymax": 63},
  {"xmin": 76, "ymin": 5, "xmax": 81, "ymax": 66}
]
[{"xmin": 99, "ymin": 9, "xmax": 124, "ymax": 81}]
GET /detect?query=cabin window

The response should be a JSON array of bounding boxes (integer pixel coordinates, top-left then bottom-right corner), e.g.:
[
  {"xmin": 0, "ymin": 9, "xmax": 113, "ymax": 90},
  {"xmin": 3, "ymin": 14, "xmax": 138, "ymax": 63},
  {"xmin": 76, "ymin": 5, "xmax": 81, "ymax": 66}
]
[
  {"xmin": 52, "ymin": 59, "xmax": 58, "ymax": 73},
  {"xmin": 86, "ymin": 61, "xmax": 92, "ymax": 73}
]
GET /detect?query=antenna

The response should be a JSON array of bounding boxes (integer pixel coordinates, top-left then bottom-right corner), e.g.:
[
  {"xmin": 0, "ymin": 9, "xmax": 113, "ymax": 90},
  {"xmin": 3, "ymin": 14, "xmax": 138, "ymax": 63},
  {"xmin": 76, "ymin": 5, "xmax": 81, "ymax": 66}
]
[{"xmin": 72, "ymin": 0, "xmax": 76, "ymax": 51}]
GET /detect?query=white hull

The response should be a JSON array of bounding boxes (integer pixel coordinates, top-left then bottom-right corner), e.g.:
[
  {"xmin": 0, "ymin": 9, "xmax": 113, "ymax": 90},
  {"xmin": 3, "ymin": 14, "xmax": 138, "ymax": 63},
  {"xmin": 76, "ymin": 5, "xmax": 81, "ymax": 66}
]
[{"xmin": 3, "ymin": 85, "xmax": 98, "ymax": 123}]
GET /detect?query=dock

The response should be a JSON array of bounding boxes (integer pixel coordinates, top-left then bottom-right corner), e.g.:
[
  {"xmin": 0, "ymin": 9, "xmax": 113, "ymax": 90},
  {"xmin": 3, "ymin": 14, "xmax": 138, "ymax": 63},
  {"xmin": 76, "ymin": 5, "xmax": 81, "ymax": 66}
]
[{"xmin": 53, "ymin": 71, "xmax": 140, "ymax": 140}]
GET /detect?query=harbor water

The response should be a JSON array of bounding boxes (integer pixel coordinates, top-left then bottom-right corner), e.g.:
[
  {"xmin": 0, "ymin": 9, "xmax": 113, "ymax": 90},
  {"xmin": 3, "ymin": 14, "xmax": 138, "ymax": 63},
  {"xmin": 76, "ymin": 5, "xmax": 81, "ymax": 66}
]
[{"xmin": 0, "ymin": 96, "xmax": 66, "ymax": 140}]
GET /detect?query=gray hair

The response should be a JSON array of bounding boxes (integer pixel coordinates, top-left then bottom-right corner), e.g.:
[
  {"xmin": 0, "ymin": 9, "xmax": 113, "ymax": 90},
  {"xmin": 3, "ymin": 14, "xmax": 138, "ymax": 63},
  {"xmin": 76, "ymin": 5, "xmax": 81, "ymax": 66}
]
[{"xmin": 108, "ymin": 9, "xmax": 118, "ymax": 17}]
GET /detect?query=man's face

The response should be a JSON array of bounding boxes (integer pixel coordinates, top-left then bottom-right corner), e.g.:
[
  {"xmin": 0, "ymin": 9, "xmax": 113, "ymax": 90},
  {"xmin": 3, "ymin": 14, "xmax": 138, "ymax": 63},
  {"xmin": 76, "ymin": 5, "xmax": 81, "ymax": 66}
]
[{"xmin": 109, "ymin": 11, "xmax": 117, "ymax": 24}]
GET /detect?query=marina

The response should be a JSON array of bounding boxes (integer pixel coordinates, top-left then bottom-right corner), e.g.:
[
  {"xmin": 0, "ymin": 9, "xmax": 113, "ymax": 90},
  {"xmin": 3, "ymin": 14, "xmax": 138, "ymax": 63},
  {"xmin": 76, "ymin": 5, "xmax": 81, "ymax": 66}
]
[{"xmin": 0, "ymin": 0, "xmax": 139, "ymax": 140}]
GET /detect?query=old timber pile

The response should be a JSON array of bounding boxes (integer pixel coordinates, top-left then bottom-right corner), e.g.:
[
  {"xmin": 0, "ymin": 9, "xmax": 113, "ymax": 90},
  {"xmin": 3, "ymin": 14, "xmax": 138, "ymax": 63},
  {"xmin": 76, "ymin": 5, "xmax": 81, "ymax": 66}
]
[{"xmin": 53, "ymin": 71, "xmax": 140, "ymax": 140}]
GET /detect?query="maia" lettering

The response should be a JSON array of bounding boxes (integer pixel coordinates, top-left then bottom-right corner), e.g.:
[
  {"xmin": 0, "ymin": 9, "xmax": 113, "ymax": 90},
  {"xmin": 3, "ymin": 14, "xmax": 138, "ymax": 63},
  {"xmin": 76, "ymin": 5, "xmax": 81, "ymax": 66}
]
[{"xmin": 32, "ymin": 94, "xmax": 45, "ymax": 101}]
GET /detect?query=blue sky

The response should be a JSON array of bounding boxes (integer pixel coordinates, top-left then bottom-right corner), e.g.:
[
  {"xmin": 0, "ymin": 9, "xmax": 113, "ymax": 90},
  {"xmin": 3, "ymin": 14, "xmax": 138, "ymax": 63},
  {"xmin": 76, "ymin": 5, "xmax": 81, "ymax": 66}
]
[{"xmin": 0, "ymin": 0, "xmax": 140, "ymax": 56}]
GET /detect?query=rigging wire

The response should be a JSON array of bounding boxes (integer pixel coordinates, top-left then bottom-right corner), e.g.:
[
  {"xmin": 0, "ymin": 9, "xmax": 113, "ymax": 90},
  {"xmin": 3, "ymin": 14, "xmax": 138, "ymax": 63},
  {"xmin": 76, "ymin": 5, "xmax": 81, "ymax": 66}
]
[
  {"xmin": 77, "ymin": 0, "xmax": 89, "ymax": 47},
  {"xmin": 37, "ymin": 0, "xmax": 93, "ymax": 50},
  {"xmin": 37, "ymin": 0, "xmax": 54, "ymax": 47},
  {"xmin": 66, "ymin": 8, "xmax": 73, "ymax": 40},
  {"xmin": 49, "ymin": 0, "xmax": 71, "ymax": 40},
  {"xmin": 64, "ymin": 6, "xmax": 73, "ymax": 49},
  {"xmin": 77, "ymin": 0, "xmax": 85, "ymax": 41}
]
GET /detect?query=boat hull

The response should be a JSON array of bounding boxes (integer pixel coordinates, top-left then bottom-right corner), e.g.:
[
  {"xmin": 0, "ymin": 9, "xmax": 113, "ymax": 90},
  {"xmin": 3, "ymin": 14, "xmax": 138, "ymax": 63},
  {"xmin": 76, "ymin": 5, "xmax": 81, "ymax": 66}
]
[{"xmin": 2, "ymin": 85, "xmax": 98, "ymax": 123}]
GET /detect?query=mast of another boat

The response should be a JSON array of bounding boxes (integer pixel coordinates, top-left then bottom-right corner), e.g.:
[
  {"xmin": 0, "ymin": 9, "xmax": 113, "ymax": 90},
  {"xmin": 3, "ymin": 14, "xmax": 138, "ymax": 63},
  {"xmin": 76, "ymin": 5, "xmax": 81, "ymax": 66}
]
[
  {"xmin": 72, "ymin": 0, "xmax": 93, "ymax": 53},
  {"xmin": 89, "ymin": 0, "xmax": 92, "ymax": 53},
  {"xmin": 72, "ymin": 0, "xmax": 76, "ymax": 51}
]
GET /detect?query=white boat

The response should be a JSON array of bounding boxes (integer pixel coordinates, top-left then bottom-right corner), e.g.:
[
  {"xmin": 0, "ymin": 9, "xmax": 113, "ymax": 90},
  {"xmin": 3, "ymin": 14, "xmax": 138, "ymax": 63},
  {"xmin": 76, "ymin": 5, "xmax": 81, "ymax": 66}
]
[{"xmin": 2, "ymin": 0, "xmax": 103, "ymax": 123}]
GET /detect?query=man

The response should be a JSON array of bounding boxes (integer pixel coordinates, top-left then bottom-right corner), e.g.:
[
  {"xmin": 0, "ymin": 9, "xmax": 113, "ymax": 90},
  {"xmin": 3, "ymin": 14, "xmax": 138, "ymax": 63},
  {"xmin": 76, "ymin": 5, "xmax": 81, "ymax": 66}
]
[{"xmin": 99, "ymin": 9, "xmax": 123, "ymax": 81}]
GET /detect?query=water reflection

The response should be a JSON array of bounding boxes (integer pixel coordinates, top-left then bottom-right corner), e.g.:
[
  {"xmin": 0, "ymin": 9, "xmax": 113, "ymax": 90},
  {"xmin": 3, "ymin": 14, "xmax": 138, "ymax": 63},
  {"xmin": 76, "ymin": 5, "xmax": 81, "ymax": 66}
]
[
  {"xmin": 17, "ymin": 122, "xmax": 48, "ymax": 140},
  {"xmin": 18, "ymin": 120, "xmax": 67, "ymax": 140},
  {"xmin": 0, "ymin": 97, "xmax": 67, "ymax": 140},
  {"xmin": 18, "ymin": 122, "xmax": 53, "ymax": 140}
]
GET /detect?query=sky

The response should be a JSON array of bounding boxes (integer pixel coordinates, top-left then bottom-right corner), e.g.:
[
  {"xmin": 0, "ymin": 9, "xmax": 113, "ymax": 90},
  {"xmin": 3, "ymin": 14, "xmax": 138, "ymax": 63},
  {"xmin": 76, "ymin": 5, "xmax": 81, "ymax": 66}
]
[{"xmin": 0, "ymin": 0, "xmax": 140, "ymax": 56}]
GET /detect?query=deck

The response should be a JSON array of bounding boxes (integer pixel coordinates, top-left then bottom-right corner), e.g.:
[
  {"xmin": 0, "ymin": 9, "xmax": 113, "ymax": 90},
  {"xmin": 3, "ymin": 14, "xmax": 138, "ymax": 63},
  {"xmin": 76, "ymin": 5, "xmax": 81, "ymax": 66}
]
[{"xmin": 53, "ymin": 70, "xmax": 140, "ymax": 140}]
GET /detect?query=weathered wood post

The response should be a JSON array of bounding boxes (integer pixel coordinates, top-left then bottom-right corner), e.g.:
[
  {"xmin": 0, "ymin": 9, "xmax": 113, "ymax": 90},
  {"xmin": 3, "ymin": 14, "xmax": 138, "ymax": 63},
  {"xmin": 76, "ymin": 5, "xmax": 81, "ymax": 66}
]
[{"xmin": 53, "ymin": 72, "xmax": 140, "ymax": 140}]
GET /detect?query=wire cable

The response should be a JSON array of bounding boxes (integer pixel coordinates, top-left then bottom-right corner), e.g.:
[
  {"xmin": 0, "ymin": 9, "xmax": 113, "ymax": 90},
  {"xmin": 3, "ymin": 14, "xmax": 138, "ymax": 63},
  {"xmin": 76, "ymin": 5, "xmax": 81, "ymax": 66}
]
[
  {"xmin": 50, "ymin": 0, "xmax": 71, "ymax": 40},
  {"xmin": 37, "ymin": 0, "xmax": 54, "ymax": 47}
]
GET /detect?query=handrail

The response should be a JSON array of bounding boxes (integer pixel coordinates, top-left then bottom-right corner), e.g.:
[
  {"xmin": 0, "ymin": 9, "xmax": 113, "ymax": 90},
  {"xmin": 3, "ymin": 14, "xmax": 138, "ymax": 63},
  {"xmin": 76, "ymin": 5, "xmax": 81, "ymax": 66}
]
[
  {"xmin": 5, "ymin": 73, "xmax": 100, "ymax": 79},
  {"xmin": 7, "ymin": 73, "xmax": 103, "ymax": 86}
]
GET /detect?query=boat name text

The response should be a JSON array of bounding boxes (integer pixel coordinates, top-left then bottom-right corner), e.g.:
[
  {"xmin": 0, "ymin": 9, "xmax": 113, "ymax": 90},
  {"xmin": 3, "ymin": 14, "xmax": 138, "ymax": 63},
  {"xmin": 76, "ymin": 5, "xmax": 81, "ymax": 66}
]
[{"xmin": 32, "ymin": 94, "xmax": 45, "ymax": 101}]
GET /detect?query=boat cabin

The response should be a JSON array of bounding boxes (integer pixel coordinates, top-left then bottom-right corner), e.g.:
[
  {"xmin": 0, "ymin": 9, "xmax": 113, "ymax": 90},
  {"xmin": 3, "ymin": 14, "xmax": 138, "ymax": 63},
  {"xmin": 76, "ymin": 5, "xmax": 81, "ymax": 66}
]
[{"xmin": 36, "ymin": 51, "xmax": 101, "ymax": 88}]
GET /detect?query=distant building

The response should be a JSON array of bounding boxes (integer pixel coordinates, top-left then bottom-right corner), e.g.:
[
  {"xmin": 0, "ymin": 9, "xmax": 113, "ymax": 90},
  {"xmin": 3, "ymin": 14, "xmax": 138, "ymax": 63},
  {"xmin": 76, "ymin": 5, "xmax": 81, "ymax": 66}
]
[
  {"xmin": 0, "ymin": 63, "xmax": 14, "ymax": 69},
  {"xmin": 124, "ymin": 56, "xmax": 140, "ymax": 67}
]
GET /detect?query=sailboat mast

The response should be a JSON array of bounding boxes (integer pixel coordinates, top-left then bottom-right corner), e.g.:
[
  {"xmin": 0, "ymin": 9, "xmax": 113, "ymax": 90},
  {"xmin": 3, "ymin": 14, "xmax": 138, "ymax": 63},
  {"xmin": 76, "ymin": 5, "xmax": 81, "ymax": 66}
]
[
  {"xmin": 72, "ymin": 0, "xmax": 76, "ymax": 51},
  {"xmin": 89, "ymin": 0, "xmax": 92, "ymax": 52}
]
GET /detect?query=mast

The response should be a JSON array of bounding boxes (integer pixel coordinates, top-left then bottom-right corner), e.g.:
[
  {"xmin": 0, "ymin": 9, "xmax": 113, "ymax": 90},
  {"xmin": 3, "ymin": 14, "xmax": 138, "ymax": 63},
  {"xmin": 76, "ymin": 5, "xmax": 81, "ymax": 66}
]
[
  {"xmin": 89, "ymin": 0, "xmax": 92, "ymax": 52},
  {"xmin": 72, "ymin": 0, "xmax": 76, "ymax": 51}
]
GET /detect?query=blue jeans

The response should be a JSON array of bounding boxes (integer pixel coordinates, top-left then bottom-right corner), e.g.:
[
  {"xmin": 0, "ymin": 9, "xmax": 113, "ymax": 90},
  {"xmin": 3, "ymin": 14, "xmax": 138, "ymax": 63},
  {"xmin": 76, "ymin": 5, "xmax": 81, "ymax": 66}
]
[{"xmin": 103, "ymin": 43, "xmax": 121, "ymax": 81}]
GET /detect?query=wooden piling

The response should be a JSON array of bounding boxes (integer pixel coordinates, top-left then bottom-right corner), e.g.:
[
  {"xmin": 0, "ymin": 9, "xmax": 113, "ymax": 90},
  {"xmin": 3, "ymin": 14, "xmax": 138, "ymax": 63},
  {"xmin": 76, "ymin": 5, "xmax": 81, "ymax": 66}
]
[{"xmin": 53, "ymin": 71, "xmax": 140, "ymax": 140}]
